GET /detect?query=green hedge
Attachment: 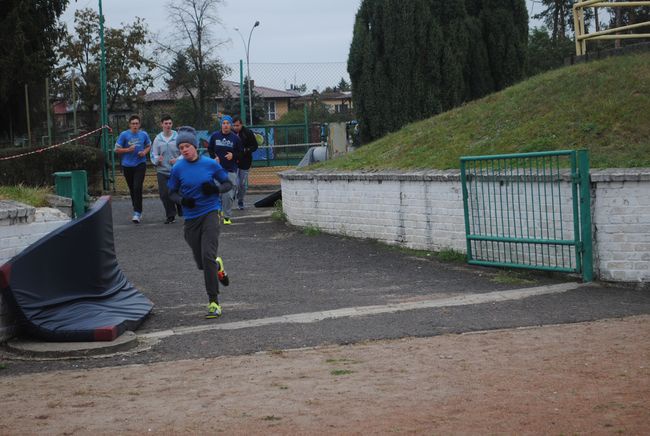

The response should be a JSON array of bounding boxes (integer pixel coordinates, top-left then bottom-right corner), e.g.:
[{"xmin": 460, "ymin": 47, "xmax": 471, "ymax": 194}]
[{"xmin": 0, "ymin": 145, "xmax": 105, "ymax": 192}]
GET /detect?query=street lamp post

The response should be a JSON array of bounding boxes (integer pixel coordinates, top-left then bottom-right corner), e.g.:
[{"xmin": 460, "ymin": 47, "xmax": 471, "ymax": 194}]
[{"xmin": 235, "ymin": 21, "xmax": 260, "ymax": 126}]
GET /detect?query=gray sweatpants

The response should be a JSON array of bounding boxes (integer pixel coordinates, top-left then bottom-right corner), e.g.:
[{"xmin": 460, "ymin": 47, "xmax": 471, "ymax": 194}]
[
  {"xmin": 220, "ymin": 171, "xmax": 238, "ymax": 218},
  {"xmin": 183, "ymin": 210, "xmax": 221, "ymax": 302}
]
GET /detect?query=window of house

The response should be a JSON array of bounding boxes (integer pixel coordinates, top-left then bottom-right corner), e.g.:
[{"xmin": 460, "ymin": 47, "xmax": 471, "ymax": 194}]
[
  {"xmin": 266, "ymin": 101, "xmax": 276, "ymax": 121},
  {"xmin": 335, "ymin": 104, "xmax": 348, "ymax": 114}
]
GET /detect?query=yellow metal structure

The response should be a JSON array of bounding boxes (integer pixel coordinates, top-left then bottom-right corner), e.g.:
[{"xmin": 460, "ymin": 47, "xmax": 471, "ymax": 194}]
[{"xmin": 573, "ymin": 0, "xmax": 650, "ymax": 55}]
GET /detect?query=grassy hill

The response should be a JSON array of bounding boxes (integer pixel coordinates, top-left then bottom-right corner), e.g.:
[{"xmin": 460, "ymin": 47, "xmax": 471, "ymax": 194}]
[{"xmin": 314, "ymin": 51, "xmax": 650, "ymax": 171}]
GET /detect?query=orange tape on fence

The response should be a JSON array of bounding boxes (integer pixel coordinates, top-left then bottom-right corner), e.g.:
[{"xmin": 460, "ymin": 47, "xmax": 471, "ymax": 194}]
[{"xmin": 0, "ymin": 126, "xmax": 112, "ymax": 162}]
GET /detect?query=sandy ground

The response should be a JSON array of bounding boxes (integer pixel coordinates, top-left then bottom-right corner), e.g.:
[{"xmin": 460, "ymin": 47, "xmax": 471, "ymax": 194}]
[{"xmin": 1, "ymin": 315, "xmax": 648, "ymax": 435}]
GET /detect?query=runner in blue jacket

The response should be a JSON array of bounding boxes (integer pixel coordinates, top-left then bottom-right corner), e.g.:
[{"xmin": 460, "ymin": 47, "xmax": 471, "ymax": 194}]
[
  {"xmin": 168, "ymin": 126, "xmax": 233, "ymax": 318},
  {"xmin": 114, "ymin": 114, "xmax": 151, "ymax": 223},
  {"xmin": 207, "ymin": 115, "xmax": 242, "ymax": 224}
]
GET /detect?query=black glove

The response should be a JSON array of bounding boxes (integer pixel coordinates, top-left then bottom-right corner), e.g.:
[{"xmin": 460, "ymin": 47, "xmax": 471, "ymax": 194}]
[
  {"xmin": 201, "ymin": 182, "xmax": 220, "ymax": 195},
  {"xmin": 180, "ymin": 197, "xmax": 196, "ymax": 208}
]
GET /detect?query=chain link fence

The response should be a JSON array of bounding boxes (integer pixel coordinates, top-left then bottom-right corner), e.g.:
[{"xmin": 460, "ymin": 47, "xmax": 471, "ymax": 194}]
[
  {"xmin": 3, "ymin": 62, "xmax": 355, "ymax": 193},
  {"xmin": 224, "ymin": 62, "xmax": 350, "ymax": 95}
]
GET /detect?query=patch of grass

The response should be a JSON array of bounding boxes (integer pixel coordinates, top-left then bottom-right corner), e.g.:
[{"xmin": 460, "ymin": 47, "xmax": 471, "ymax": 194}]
[
  {"xmin": 303, "ymin": 225, "xmax": 321, "ymax": 236},
  {"xmin": 373, "ymin": 241, "xmax": 434, "ymax": 258},
  {"xmin": 310, "ymin": 52, "xmax": 650, "ymax": 171},
  {"xmin": 435, "ymin": 248, "xmax": 466, "ymax": 263},
  {"xmin": 262, "ymin": 415, "xmax": 282, "ymax": 421},
  {"xmin": 270, "ymin": 199, "xmax": 286, "ymax": 222},
  {"xmin": 0, "ymin": 363, "xmax": 6, "ymax": 370},
  {"xmin": 325, "ymin": 358, "xmax": 359, "ymax": 365},
  {"xmin": 0, "ymin": 184, "xmax": 52, "ymax": 207},
  {"xmin": 273, "ymin": 384, "xmax": 289, "ymax": 390},
  {"xmin": 490, "ymin": 270, "xmax": 537, "ymax": 285},
  {"xmin": 330, "ymin": 369, "xmax": 354, "ymax": 376},
  {"xmin": 374, "ymin": 241, "xmax": 466, "ymax": 263}
]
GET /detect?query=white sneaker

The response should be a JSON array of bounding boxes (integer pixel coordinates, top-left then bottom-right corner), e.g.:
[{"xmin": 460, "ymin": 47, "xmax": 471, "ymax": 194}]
[{"xmin": 132, "ymin": 212, "xmax": 141, "ymax": 223}]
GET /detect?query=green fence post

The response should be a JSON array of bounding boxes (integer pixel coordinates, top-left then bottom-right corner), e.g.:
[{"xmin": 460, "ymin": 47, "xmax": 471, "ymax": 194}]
[
  {"xmin": 265, "ymin": 126, "xmax": 271, "ymax": 167},
  {"xmin": 53, "ymin": 170, "xmax": 88, "ymax": 218},
  {"xmin": 578, "ymin": 150, "xmax": 593, "ymax": 282},
  {"xmin": 303, "ymin": 105, "xmax": 309, "ymax": 144},
  {"xmin": 460, "ymin": 160, "xmax": 473, "ymax": 262}
]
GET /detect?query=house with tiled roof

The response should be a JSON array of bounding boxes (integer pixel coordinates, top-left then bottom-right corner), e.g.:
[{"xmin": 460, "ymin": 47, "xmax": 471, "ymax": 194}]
[
  {"xmin": 293, "ymin": 90, "xmax": 354, "ymax": 115},
  {"xmin": 142, "ymin": 80, "xmax": 301, "ymax": 122}
]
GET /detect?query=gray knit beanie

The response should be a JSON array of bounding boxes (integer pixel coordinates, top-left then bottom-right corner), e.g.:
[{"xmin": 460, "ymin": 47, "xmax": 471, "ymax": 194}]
[{"xmin": 176, "ymin": 126, "xmax": 198, "ymax": 148}]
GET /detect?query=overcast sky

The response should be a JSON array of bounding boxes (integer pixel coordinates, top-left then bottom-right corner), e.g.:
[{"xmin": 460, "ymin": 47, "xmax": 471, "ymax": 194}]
[
  {"xmin": 62, "ymin": 0, "xmax": 364, "ymax": 64},
  {"xmin": 61, "ymin": 0, "xmax": 543, "ymax": 91}
]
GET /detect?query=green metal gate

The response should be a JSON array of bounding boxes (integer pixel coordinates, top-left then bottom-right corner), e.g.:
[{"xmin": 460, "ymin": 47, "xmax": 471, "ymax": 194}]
[{"xmin": 460, "ymin": 150, "xmax": 593, "ymax": 282}]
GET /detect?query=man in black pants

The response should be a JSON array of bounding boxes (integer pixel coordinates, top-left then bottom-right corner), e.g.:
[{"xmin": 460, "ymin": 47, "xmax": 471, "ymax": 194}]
[
  {"xmin": 232, "ymin": 116, "xmax": 259, "ymax": 210},
  {"xmin": 114, "ymin": 114, "xmax": 152, "ymax": 223}
]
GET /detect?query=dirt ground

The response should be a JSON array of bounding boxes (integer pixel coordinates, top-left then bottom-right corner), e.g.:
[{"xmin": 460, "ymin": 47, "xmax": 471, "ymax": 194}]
[{"xmin": 1, "ymin": 315, "xmax": 648, "ymax": 435}]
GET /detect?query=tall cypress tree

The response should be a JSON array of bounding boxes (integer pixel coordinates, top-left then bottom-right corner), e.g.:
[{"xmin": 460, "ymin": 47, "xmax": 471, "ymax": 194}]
[
  {"xmin": 478, "ymin": 0, "xmax": 528, "ymax": 90},
  {"xmin": 348, "ymin": 0, "xmax": 528, "ymax": 143}
]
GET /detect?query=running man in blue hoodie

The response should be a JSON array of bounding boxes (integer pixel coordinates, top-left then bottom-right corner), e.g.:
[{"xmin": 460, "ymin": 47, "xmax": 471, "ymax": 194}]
[{"xmin": 168, "ymin": 126, "xmax": 233, "ymax": 318}]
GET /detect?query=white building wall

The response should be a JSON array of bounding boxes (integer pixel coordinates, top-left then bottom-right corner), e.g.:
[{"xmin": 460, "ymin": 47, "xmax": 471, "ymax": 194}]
[
  {"xmin": 281, "ymin": 171, "xmax": 467, "ymax": 252},
  {"xmin": 592, "ymin": 171, "xmax": 650, "ymax": 283},
  {"xmin": 281, "ymin": 169, "xmax": 650, "ymax": 285}
]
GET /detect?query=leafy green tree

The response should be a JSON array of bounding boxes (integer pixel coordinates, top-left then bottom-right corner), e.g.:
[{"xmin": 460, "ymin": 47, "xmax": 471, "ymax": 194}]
[
  {"xmin": 288, "ymin": 83, "xmax": 307, "ymax": 93},
  {"xmin": 533, "ymin": 0, "xmax": 576, "ymax": 41},
  {"xmin": 158, "ymin": 0, "xmax": 230, "ymax": 129},
  {"xmin": 276, "ymin": 109, "xmax": 307, "ymax": 125},
  {"xmin": 526, "ymin": 26, "xmax": 574, "ymax": 76},
  {"xmin": 57, "ymin": 8, "xmax": 154, "ymax": 128},
  {"xmin": 606, "ymin": 5, "xmax": 650, "ymax": 48},
  {"xmin": 324, "ymin": 78, "xmax": 352, "ymax": 93},
  {"xmin": 0, "ymin": 0, "xmax": 69, "ymax": 140},
  {"xmin": 337, "ymin": 78, "xmax": 351, "ymax": 92}
]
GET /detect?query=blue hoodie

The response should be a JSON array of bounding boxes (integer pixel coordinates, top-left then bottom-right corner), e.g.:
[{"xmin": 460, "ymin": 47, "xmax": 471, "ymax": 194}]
[
  {"xmin": 207, "ymin": 130, "xmax": 242, "ymax": 172},
  {"xmin": 167, "ymin": 155, "xmax": 230, "ymax": 220}
]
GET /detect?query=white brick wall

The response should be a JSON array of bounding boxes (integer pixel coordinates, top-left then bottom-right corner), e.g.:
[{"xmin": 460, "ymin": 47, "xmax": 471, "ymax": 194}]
[
  {"xmin": 0, "ymin": 210, "xmax": 70, "ymax": 266},
  {"xmin": 0, "ymin": 205, "xmax": 70, "ymax": 341},
  {"xmin": 592, "ymin": 172, "xmax": 650, "ymax": 283},
  {"xmin": 281, "ymin": 169, "xmax": 650, "ymax": 285},
  {"xmin": 281, "ymin": 171, "xmax": 467, "ymax": 252}
]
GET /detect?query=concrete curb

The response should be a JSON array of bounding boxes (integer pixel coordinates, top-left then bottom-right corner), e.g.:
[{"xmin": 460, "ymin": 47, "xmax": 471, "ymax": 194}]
[{"xmin": 4, "ymin": 331, "xmax": 139, "ymax": 359}]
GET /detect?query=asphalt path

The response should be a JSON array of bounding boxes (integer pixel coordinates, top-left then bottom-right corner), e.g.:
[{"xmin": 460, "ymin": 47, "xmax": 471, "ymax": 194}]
[{"xmin": 2, "ymin": 195, "xmax": 650, "ymax": 375}]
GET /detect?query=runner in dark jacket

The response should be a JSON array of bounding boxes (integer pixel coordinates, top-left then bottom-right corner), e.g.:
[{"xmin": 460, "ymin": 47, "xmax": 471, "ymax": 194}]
[{"xmin": 232, "ymin": 116, "xmax": 259, "ymax": 210}]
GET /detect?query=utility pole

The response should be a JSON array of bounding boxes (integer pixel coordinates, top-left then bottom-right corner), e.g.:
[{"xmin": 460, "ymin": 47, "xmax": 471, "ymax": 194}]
[
  {"xmin": 46, "ymin": 78, "xmax": 52, "ymax": 145},
  {"xmin": 24, "ymin": 84, "xmax": 31, "ymax": 146},
  {"xmin": 98, "ymin": 0, "xmax": 110, "ymax": 190},
  {"xmin": 72, "ymin": 69, "xmax": 78, "ymax": 135}
]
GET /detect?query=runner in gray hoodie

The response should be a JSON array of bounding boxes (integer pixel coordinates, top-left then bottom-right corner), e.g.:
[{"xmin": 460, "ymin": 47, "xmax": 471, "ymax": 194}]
[{"xmin": 151, "ymin": 114, "xmax": 181, "ymax": 224}]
